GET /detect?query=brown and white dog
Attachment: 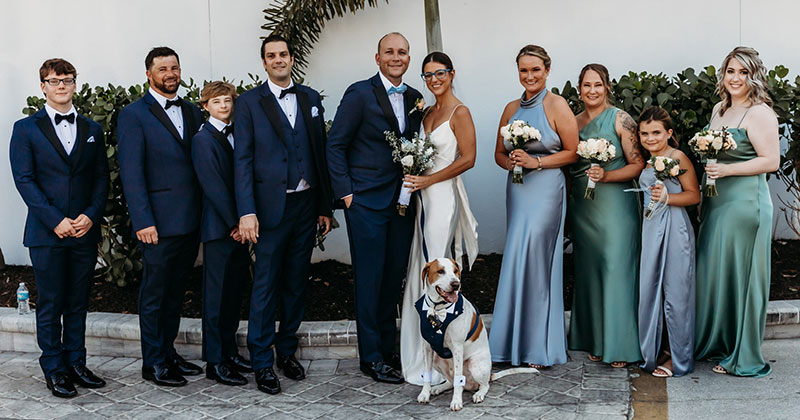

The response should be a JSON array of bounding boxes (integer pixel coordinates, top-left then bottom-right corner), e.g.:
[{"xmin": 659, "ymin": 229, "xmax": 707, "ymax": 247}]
[{"xmin": 415, "ymin": 258, "xmax": 536, "ymax": 411}]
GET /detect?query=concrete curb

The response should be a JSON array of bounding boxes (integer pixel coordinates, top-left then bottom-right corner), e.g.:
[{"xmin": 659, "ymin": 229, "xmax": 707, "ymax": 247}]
[{"xmin": 1, "ymin": 300, "xmax": 798, "ymax": 360}]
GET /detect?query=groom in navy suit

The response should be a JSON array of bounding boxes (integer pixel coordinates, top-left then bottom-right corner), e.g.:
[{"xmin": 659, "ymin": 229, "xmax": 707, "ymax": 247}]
[
  {"xmin": 326, "ymin": 32, "xmax": 424, "ymax": 384},
  {"xmin": 118, "ymin": 47, "xmax": 204, "ymax": 387},
  {"xmin": 10, "ymin": 58, "xmax": 109, "ymax": 398},
  {"xmin": 235, "ymin": 35, "xmax": 333, "ymax": 395}
]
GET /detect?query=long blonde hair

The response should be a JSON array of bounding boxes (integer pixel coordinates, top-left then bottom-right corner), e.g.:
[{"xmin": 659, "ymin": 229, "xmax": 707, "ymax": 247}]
[{"xmin": 716, "ymin": 46, "xmax": 773, "ymax": 116}]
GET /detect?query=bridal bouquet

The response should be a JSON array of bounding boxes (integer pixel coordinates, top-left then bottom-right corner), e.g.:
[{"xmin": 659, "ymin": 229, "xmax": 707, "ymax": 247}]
[
  {"xmin": 384, "ymin": 131, "xmax": 437, "ymax": 215},
  {"xmin": 576, "ymin": 138, "xmax": 616, "ymax": 200},
  {"xmin": 688, "ymin": 128, "xmax": 737, "ymax": 196},
  {"xmin": 500, "ymin": 120, "xmax": 541, "ymax": 184},
  {"xmin": 644, "ymin": 156, "xmax": 686, "ymax": 219}
]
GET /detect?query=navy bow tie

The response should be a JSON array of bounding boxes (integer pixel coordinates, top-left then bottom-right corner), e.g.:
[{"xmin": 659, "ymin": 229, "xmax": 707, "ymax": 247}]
[
  {"xmin": 222, "ymin": 125, "xmax": 234, "ymax": 137},
  {"xmin": 387, "ymin": 84, "xmax": 407, "ymax": 95},
  {"xmin": 279, "ymin": 85, "xmax": 297, "ymax": 99},
  {"xmin": 165, "ymin": 98, "xmax": 183, "ymax": 109},
  {"xmin": 55, "ymin": 113, "xmax": 75, "ymax": 124}
]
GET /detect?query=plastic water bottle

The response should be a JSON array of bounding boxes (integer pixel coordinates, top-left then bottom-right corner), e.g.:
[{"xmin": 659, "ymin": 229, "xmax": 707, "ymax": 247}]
[{"xmin": 17, "ymin": 283, "xmax": 31, "ymax": 315}]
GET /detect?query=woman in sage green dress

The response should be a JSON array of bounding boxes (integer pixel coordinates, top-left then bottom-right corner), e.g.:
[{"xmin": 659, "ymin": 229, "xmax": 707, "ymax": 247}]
[
  {"xmin": 567, "ymin": 64, "xmax": 645, "ymax": 367},
  {"xmin": 694, "ymin": 47, "xmax": 779, "ymax": 377}
]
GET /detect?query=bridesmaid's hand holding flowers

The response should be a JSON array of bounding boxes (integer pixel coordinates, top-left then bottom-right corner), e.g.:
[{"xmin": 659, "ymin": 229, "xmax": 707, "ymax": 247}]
[
  {"xmin": 704, "ymin": 161, "xmax": 729, "ymax": 180},
  {"xmin": 510, "ymin": 149, "xmax": 536, "ymax": 169},
  {"xmin": 650, "ymin": 183, "xmax": 665, "ymax": 202},
  {"xmin": 586, "ymin": 165, "xmax": 605, "ymax": 183}
]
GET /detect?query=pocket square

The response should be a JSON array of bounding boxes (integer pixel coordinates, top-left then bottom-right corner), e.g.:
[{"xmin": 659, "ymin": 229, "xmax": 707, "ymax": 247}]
[
  {"xmin": 311, "ymin": 106, "xmax": 319, "ymax": 118},
  {"xmin": 87, "ymin": 136, "xmax": 95, "ymax": 143}
]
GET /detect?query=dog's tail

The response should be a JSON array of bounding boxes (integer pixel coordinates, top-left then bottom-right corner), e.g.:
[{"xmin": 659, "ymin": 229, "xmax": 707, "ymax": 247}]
[{"xmin": 490, "ymin": 367, "xmax": 539, "ymax": 381}]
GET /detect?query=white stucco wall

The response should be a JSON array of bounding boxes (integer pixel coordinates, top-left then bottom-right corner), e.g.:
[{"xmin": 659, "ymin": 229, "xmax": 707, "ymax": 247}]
[{"xmin": 1, "ymin": 0, "xmax": 798, "ymax": 265}]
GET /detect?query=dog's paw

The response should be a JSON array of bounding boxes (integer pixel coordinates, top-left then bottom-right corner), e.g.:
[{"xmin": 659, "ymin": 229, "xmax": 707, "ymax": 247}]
[
  {"xmin": 417, "ymin": 391, "xmax": 430, "ymax": 404},
  {"xmin": 430, "ymin": 384, "xmax": 448, "ymax": 396},
  {"xmin": 449, "ymin": 398, "xmax": 463, "ymax": 411},
  {"xmin": 472, "ymin": 392, "xmax": 485, "ymax": 403}
]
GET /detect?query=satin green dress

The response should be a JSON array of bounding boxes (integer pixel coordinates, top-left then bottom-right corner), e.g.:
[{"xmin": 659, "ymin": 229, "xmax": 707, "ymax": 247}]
[
  {"xmin": 568, "ymin": 107, "xmax": 642, "ymax": 363},
  {"xmin": 694, "ymin": 117, "xmax": 772, "ymax": 377}
]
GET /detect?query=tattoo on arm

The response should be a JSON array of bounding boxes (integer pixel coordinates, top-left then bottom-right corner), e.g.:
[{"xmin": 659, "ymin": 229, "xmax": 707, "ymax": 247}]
[{"xmin": 619, "ymin": 111, "xmax": 643, "ymax": 164}]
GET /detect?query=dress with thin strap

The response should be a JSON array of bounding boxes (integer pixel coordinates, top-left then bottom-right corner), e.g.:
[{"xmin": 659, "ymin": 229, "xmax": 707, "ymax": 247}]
[
  {"xmin": 400, "ymin": 104, "xmax": 479, "ymax": 385},
  {"xmin": 694, "ymin": 106, "xmax": 772, "ymax": 377},
  {"xmin": 489, "ymin": 89, "xmax": 567, "ymax": 366},
  {"xmin": 567, "ymin": 107, "xmax": 642, "ymax": 363},
  {"xmin": 638, "ymin": 149, "xmax": 695, "ymax": 376}
]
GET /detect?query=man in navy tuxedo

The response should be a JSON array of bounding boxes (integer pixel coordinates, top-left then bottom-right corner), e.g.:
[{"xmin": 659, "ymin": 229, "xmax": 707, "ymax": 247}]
[
  {"xmin": 326, "ymin": 33, "xmax": 424, "ymax": 384},
  {"xmin": 235, "ymin": 34, "xmax": 333, "ymax": 395},
  {"xmin": 10, "ymin": 58, "xmax": 109, "ymax": 398},
  {"xmin": 118, "ymin": 47, "xmax": 204, "ymax": 387},
  {"xmin": 191, "ymin": 81, "xmax": 252, "ymax": 386}
]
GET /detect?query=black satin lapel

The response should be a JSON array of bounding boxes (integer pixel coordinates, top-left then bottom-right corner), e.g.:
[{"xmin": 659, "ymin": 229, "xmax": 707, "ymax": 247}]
[
  {"xmin": 148, "ymin": 101, "xmax": 183, "ymax": 144},
  {"xmin": 181, "ymin": 102, "xmax": 197, "ymax": 142},
  {"xmin": 259, "ymin": 95, "xmax": 288, "ymax": 145},
  {"xmin": 71, "ymin": 117, "xmax": 90, "ymax": 169},
  {"xmin": 35, "ymin": 116, "xmax": 69, "ymax": 163},
  {"xmin": 402, "ymin": 88, "xmax": 416, "ymax": 138},
  {"xmin": 209, "ymin": 126, "xmax": 234, "ymax": 157},
  {"xmin": 296, "ymin": 91, "xmax": 316, "ymax": 143},
  {"xmin": 373, "ymin": 85, "xmax": 400, "ymax": 134}
]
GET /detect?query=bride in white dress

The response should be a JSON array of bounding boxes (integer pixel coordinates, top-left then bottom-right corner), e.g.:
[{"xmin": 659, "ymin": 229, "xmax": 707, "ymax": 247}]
[{"xmin": 400, "ymin": 52, "xmax": 479, "ymax": 385}]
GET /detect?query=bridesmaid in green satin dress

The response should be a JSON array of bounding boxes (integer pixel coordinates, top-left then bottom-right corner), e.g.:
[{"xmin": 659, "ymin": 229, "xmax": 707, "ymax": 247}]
[
  {"xmin": 694, "ymin": 47, "xmax": 780, "ymax": 377},
  {"xmin": 567, "ymin": 64, "xmax": 645, "ymax": 367}
]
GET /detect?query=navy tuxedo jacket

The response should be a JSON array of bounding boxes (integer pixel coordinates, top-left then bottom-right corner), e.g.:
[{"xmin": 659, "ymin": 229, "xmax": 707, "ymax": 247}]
[
  {"xmin": 233, "ymin": 82, "xmax": 333, "ymax": 229},
  {"xmin": 191, "ymin": 122, "xmax": 238, "ymax": 243},
  {"xmin": 117, "ymin": 92, "xmax": 203, "ymax": 237},
  {"xmin": 326, "ymin": 73, "xmax": 424, "ymax": 210},
  {"xmin": 10, "ymin": 108, "xmax": 109, "ymax": 247}
]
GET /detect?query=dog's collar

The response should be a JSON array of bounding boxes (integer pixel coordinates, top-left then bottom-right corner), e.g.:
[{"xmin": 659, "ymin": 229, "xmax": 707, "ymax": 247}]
[{"xmin": 424, "ymin": 294, "xmax": 456, "ymax": 313}]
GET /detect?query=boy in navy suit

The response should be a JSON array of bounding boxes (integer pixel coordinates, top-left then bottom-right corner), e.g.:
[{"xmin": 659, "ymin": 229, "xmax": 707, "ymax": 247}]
[
  {"xmin": 191, "ymin": 81, "xmax": 252, "ymax": 386},
  {"xmin": 118, "ymin": 47, "xmax": 204, "ymax": 387},
  {"xmin": 10, "ymin": 58, "xmax": 109, "ymax": 398}
]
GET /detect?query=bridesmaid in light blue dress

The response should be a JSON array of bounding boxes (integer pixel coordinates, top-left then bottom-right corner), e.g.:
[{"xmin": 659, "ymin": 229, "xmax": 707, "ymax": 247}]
[
  {"xmin": 636, "ymin": 107, "xmax": 700, "ymax": 377},
  {"xmin": 489, "ymin": 45, "xmax": 578, "ymax": 368}
]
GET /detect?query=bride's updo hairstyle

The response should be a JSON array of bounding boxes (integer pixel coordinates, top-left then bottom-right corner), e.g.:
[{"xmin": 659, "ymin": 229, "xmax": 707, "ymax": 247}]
[
  {"xmin": 716, "ymin": 46, "xmax": 773, "ymax": 116},
  {"xmin": 515, "ymin": 45, "xmax": 551, "ymax": 69},
  {"xmin": 421, "ymin": 51, "xmax": 454, "ymax": 73}
]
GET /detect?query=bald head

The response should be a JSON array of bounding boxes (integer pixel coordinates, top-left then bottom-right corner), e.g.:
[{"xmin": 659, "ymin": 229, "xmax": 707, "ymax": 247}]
[{"xmin": 377, "ymin": 32, "xmax": 409, "ymax": 53}]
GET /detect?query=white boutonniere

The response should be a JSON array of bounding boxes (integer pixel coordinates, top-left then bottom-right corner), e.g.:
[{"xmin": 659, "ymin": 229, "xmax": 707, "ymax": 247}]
[{"xmin": 409, "ymin": 98, "xmax": 425, "ymax": 116}]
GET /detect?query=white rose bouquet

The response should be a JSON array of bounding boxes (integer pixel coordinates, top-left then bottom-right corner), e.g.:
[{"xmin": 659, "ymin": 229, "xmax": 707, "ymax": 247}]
[
  {"xmin": 645, "ymin": 156, "xmax": 686, "ymax": 219},
  {"xmin": 500, "ymin": 119, "xmax": 542, "ymax": 184},
  {"xmin": 384, "ymin": 131, "xmax": 437, "ymax": 215},
  {"xmin": 576, "ymin": 137, "xmax": 617, "ymax": 200},
  {"xmin": 688, "ymin": 128, "xmax": 736, "ymax": 196}
]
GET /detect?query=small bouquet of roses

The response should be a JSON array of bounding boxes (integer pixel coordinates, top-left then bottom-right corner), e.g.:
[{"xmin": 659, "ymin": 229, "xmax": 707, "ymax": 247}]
[
  {"xmin": 645, "ymin": 156, "xmax": 686, "ymax": 219},
  {"xmin": 576, "ymin": 138, "xmax": 616, "ymax": 200},
  {"xmin": 384, "ymin": 131, "xmax": 437, "ymax": 215},
  {"xmin": 688, "ymin": 128, "xmax": 737, "ymax": 196},
  {"xmin": 500, "ymin": 120, "xmax": 541, "ymax": 184}
]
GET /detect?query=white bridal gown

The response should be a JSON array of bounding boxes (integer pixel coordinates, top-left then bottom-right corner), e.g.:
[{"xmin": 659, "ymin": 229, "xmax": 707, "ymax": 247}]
[{"xmin": 399, "ymin": 104, "xmax": 479, "ymax": 385}]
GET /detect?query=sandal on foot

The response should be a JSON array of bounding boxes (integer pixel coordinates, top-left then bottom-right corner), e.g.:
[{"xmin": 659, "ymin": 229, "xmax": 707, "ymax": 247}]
[
  {"xmin": 610, "ymin": 361, "xmax": 627, "ymax": 368},
  {"xmin": 652, "ymin": 365, "xmax": 673, "ymax": 378},
  {"xmin": 712, "ymin": 364, "xmax": 728, "ymax": 374},
  {"xmin": 527, "ymin": 363, "xmax": 547, "ymax": 369},
  {"xmin": 587, "ymin": 354, "xmax": 602, "ymax": 362}
]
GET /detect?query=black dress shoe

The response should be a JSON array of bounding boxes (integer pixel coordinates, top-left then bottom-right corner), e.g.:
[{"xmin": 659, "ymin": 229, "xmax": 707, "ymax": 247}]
[
  {"xmin": 142, "ymin": 363, "xmax": 187, "ymax": 387},
  {"xmin": 226, "ymin": 354, "xmax": 253, "ymax": 373},
  {"xmin": 360, "ymin": 361, "xmax": 404, "ymax": 384},
  {"xmin": 383, "ymin": 353, "xmax": 401, "ymax": 371},
  {"xmin": 276, "ymin": 355, "xmax": 305, "ymax": 380},
  {"xmin": 206, "ymin": 363, "xmax": 247, "ymax": 386},
  {"xmin": 68, "ymin": 365, "xmax": 106, "ymax": 388},
  {"xmin": 255, "ymin": 367, "xmax": 281, "ymax": 394},
  {"xmin": 46, "ymin": 372, "xmax": 77, "ymax": 398},
  {"xmin": 167, "ymin": 354, "xmax": 203, "ymax": 376}
]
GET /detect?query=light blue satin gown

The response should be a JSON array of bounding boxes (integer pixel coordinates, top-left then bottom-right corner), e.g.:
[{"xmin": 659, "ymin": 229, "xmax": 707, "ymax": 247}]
[
  {"xmin": 638, "ymin": 164, "xmax": 695, "ymax": 376},
  {"xmin": 489, "ymin": 89, "xmax": 567, "ymax": 366}
]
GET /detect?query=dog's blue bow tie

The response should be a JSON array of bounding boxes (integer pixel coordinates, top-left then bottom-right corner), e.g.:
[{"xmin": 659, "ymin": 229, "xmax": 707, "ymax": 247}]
[{"xmin": 387, "ymin": 85, "xmax": 407, "ymax": 95}]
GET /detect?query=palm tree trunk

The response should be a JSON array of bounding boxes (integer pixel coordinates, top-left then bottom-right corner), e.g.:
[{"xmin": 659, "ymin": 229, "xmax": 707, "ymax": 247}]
[{"xmin": 424, "ymin": 0, "xmax": 442, "ymax": 53}]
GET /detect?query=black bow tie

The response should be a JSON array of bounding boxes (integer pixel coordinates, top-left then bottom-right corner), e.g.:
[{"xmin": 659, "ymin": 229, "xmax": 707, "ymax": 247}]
[
  {"xmin": 222, "ymin": 125, "xmax": 234, "ymax": 137},
  {"xmin": 279, "ymin": 85, "xmax": 297, "ymax": 99},
  {"xmin": 165, "ymin": 98, "xmax": 183, "ymax": 109},
  {"xmin": 55, "ymin": 113, "xmax": 75, "ymax": 124}
]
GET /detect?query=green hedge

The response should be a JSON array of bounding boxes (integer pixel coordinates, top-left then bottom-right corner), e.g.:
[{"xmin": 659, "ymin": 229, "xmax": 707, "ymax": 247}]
[{"xmin": 21, "ymin": 65, "xmax": 800, "ymax": 286}]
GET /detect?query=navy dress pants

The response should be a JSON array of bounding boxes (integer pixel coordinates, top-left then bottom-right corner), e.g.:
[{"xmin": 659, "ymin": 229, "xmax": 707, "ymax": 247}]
[
  {"xmin": 139, "ymin": 232, "xmax": 199, "ymax": 367},
  {"xmin": 202, "ymin": 237, "xmax": 250, "ymax": 364},
  {"xmin": 29, "ymin": 245, "xmax": 95, "ymax": 379},
  {"xmin": 247, "ymin": 190, "xmax": 317, "ymax": 370}
]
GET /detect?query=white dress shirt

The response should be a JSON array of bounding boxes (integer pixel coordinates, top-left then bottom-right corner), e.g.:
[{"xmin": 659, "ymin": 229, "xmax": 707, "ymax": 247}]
[
  {"xmin": 379, "ymin": 71, "xmax": 406, "ymax": 133},
  {"xmin": 44, "ymin": 104, "xmax": 77, "ymax": 155},
  {"xmin": 207, "ymin": 117, "xmax": 234, "ymax": 149},
  {"xmin": 267, "ymin": 78, "xmax": 309, "ymax": 193},
  {"xmin": 149, "ymin": 88, "xmax": 184, "ymax": 139}
]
